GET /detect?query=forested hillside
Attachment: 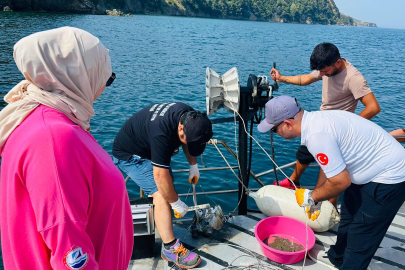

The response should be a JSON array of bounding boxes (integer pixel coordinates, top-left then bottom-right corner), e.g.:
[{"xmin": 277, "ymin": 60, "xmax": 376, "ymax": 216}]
[
  {"xmin": 0, "ymin": 0, "xmax": 376, "ymax": 27},
  {"xmin": 175, "ymin": 0, "xmax": 341, "ymax": 24}
]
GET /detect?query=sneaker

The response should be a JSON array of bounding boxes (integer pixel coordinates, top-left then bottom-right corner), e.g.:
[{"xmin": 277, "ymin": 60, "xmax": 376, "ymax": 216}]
[
  {"xmin": 309, "ymin": 246, "xmax": 341, "ymax": 269},
  {"xmin": 273, "ymin": 177, "xmax": 300, "ymax": 190},
  {"xmin": 161, "ymin": 239, "xmax": 201, "ymax": 269}
]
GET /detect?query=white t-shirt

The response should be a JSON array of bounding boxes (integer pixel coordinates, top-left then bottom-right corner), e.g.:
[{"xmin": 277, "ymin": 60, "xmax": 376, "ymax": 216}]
[{"xmin": 301, "ymin": 110, "xmax": 405, "ymax": 184}]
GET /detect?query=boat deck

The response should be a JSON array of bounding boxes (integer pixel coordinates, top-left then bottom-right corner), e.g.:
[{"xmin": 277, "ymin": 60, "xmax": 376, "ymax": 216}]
[{"xmin": 129, "ymin": 203, "xmax": 405, "ymax": 270}]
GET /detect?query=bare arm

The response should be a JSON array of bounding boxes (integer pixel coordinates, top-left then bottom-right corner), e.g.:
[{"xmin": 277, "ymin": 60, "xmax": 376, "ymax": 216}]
[
  {"xmin": 311, "ymin": 169, "xmax": 352, "ymax": 203},
  {"xmin": 358, "ymin": 92, "xmax": 381, "ymax": 120},
  {"xmin": 182, "ymin": 144, "xmax": 197, "ymax": 165},
  {"xmin": 314, "ymin": 168, "xmax": 328, "ymax": 189},
  {"xmin": 390, "ymin": 128, "xmax": 405, "ymax": 142},
  {"xmin": 153, "ymin": 167, "xmax": 178, "ymax": 203},
  {"xmin": 270, "ymin": 68, "xmax": 319, "ymax": 86}
]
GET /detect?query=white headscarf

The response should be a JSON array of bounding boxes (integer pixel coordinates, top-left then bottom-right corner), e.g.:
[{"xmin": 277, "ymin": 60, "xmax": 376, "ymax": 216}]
[{"xmin": 0, "ymin": 26, "xmax": 112, "ymax": 155}]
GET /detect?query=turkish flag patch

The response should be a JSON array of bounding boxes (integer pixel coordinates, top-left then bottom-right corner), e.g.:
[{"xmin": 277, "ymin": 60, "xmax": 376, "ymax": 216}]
[{"xmin": 316, "ymin": 153, "xmax": 329, "ymax": 165}]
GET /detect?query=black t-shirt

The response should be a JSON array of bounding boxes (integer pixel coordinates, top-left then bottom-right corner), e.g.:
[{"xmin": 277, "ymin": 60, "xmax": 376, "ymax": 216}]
[{"xmin": 112, "ymin": 102, "xmax": 194, "ymax": 168}]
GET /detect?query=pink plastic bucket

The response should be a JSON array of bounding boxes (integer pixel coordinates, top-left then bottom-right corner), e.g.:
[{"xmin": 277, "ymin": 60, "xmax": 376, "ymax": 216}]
[{"xmin": 254, "ymin": 216, "xmax": 315, "ymax": 264}]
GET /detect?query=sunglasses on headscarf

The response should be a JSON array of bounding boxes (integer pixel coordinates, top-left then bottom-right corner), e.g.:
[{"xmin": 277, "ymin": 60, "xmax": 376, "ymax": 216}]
[{"xmin": 106, "ymin": 73, "xmax": 116, "ymax": 87}]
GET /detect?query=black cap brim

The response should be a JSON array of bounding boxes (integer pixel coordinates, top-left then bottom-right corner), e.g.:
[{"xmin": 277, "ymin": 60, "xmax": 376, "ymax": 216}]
[{"xmin": 188, "ymin": 142, "xmax": 207, "ymax": 157}]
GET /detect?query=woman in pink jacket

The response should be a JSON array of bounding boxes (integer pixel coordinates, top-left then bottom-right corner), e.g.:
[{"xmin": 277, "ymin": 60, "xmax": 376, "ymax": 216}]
[{"xmin": 0, "ymin": 27, "xmax": 133, "ymax": 270}]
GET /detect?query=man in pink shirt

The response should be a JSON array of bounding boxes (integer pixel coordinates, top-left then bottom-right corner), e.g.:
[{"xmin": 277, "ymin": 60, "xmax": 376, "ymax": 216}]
[{"xmin": 0, "ymin": 27, "xmax": 133, "ymax": 270}]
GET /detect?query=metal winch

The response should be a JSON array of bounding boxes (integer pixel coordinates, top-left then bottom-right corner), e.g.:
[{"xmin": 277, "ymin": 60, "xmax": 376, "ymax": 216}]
[{"xmin": 189, "ymin": 184, "xmax": 226, "ymax": 238}]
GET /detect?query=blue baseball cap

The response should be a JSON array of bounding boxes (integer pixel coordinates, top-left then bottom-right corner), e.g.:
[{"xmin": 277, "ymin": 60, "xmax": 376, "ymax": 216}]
[{"xmin": 257, "ymin": 95, "xmax": 301, "ymax": 133}]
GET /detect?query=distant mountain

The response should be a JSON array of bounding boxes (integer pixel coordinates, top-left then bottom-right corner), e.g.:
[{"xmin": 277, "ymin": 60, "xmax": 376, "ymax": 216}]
[{"xmin": 0, "ymin": 0, "xmax": 377, "ymax": 27}]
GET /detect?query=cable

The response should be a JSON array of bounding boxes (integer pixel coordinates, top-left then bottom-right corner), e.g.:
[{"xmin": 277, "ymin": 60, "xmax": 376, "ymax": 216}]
[
  {"xmin": 198, "ymin": 184, "xmax": 220, "ymax": 206},
  {"xmin": 208, "ymin": 77, "xmax": 324, "ymax": 270},
  {"xmin": 226, "ymin": 254, "xmax": 260, "ymax": 270},
  {"xmin": 221, "ymin": 83, "xmax": 296, "ymax": 189},
  {"xmin": 247, "ymin": 120, "xmax": 254, "ymax": 184},
  {"xmin": 269, "ymin": 131, "xmax": 279, "ymax": 185},
  {"xmin": 232, "ymin": 108, "xmax": 249, "ymax": 214},
  {"xmin": 210, "ymin": 140, "xmax": 249, "ymax": 214},
  {"xmin": 194, "ymin": 242, "xmax": 281, "ymax": 270},
  {"xmin": 226, "ymin": 110, "xmax": 297, "ymax": 189},
  {"xmin": 302, "ymin": 209, "xmax": 308, "ymax": 270},
  {"xmin": 211, "ymin": 141, "xmax": 245, "ymax": 188}
]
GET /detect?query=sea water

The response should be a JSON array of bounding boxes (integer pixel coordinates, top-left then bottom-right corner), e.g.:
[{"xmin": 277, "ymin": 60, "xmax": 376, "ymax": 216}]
[{"xmin": 1, "ymin": 11, "xmax": 405, "ymax": 268}]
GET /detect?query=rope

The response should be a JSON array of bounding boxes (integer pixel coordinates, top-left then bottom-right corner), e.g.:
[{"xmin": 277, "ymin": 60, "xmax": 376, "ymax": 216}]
[
  {"xmin": 210, "ymin": 139, "xmax": 249, "ymax": 192},
  {"xmin": 221, "ymin": 83, "xmax": 297, "ymax": 190},
  {"xmin": 192, "ymin": 242, "xmax": 280, "ymax": 270},
  {"xmin": 207, "ymin": 77, "xmax": 333, "ymax": 269},
  {"xmin": 210, "ymin": 139, "xmax": 248, "ymax": 215},
  {"xmin": 198, "ymin": 184, "xmax": 220, "ymax": 206},
  {"xmin": 302, "ymin": 210, "xmax": 308, "ymax": 270}
]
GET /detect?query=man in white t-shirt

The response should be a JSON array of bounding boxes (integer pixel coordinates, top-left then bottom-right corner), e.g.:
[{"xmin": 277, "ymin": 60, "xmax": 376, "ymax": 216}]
[
  {"xmin": 258, "ymin": 96, "xmax": 405, "ymax": 269},
  {"xmin": 270, "ymin": 43, "xmax": 380, "ymax": 201}
]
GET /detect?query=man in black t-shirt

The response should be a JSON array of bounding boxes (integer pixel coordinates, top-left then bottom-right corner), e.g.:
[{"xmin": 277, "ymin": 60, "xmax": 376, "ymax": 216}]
[{"xmin": 112, "ymin": 102, "xmax": 213, "ymax": 269}]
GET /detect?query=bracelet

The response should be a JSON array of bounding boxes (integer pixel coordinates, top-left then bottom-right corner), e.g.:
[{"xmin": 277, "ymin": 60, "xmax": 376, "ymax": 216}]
[{"xmin": 298, "ymin": 75, "xmax": 301, "ymax": 86}]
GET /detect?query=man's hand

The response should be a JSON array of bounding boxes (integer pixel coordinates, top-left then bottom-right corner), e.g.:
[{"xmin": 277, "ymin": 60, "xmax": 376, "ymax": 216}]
[
  {"xmin": 305, "ymin": 202, "xmax": 322, "ymax": 221},
  {"xmin": 295, "ymin": 188, "xmax": 315, "ymax": 207},
  {"xmin": 188, "ymin": 164, "xmax": 200, "ymax": 185},
  {"xmin": 270, "ymin": 68, "xmax": 282, "ymax": 82},
  {"xmin": 296, "ymin": 188, "xmax": 322, "ymax": 221},
  {"xmin": 170, "ymin": 198, "xmax": 188, "ymax": 218}
]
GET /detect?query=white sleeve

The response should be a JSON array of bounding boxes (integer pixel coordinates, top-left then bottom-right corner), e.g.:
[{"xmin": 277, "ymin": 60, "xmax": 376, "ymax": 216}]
[{"xmin": 306, "ymin": 132, "xmax": 346, "ymax": 178}]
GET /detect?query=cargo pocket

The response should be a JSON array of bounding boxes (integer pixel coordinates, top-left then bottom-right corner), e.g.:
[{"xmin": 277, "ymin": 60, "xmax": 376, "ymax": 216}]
[{"xmin": 361, "ymin": 212, "xmax": 380, "ymax": 230}]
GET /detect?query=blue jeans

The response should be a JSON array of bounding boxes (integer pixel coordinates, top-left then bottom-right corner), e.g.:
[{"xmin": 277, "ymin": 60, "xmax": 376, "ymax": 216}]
[{"xmin": 112, "ymin": 155, "xmax": 173, "ymax": 196}]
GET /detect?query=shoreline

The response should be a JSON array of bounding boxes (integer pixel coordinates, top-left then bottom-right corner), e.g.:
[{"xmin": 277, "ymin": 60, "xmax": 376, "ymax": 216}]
[{"xmin": 1, "ymin": 9, "xmax": 377, "ymax": 28}]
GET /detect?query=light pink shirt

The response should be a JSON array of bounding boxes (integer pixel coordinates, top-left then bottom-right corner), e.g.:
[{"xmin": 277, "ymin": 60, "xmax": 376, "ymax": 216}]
[
  {"xmin": 1, "ymin": 105, "xmax": 133, "ymax": 270},
  {"xmin": 311, "ymin": 59, "xmax": 372, "ymax": 112}
]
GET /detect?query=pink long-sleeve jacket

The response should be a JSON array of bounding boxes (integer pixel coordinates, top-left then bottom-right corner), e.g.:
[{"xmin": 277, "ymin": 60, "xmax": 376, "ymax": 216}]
[{"xmin": 1, "ymin": 105, "xmax": 133, "ymax": 270}]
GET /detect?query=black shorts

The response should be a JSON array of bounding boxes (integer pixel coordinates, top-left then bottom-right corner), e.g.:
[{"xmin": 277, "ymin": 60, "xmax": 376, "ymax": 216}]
[{"xmin": 296, "ymin": 145, "xmax": 315, "ymax": 164}]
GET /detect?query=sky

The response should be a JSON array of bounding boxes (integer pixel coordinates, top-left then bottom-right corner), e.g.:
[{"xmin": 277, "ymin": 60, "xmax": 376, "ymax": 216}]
[{"xmin": 334, "ymin": 0, "xmax": 405, "ymax": 29}]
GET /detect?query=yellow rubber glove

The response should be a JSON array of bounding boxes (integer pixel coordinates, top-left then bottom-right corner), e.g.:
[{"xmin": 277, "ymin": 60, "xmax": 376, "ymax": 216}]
[
  {"xmin": 295, "ymin": 188, "xmax": 312, "ymax": 207},
  {"xmin": 188, "ymin": 164, "xmax": 200, "ymax": 185},
  {"xmin": 305, "ymin": 202, "xmax": 322, "ymax": 221},
  {"xmin": 295, "ymin": 188, "xmax": 321, "ymax": 221}
]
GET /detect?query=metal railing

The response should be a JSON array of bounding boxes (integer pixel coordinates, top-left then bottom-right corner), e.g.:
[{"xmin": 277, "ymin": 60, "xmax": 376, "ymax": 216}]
[
  {"xmin": 175, "ymin": 140, "xmax": 305, "ymax": 198},
  {"xmin": 129, "ymin": 136, "xmax": 404, "ymax": 198}
]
